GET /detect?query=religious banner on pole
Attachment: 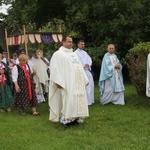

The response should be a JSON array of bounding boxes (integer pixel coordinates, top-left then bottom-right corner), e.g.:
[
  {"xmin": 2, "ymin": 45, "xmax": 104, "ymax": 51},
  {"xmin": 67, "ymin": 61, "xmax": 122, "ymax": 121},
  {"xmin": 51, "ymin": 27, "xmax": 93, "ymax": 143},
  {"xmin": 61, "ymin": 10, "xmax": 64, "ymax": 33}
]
[{"xmin": 4, "ymin": 25, "xmax": 63, "ymax": 57}]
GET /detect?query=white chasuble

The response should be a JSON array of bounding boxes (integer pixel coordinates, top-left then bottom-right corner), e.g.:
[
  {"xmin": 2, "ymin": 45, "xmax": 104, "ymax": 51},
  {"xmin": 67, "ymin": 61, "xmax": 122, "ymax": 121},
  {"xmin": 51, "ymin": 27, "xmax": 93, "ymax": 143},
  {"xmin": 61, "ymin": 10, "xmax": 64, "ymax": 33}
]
[
  {"xmin": 146, "ymin": 53, "xmax": 150, "ymax": 97},
  {"xmin": 31, "ymin": 57, "xmax": 49, "ymax": 85},
  {"xmin": 68, "ymin": 53, "xmax": 85, "ymax": 114},
  {"xmin": 49, "ymin": 46, "xmax": 89, "ymax": 122}
]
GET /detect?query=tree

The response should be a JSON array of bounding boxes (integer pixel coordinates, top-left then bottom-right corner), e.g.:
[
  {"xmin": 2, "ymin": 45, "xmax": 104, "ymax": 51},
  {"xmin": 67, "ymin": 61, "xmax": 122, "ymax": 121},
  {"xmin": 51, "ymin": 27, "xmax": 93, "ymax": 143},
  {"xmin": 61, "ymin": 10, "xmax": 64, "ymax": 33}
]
[
  {"xmin": 126, "ymin": 42, "xmax": 150, "ymax": 95},
  {"xmin": 1, "ymin": 0, "xmax": 149, "ymax": 81},
  {"xmin": 64, "ymin": 0, "xmax": 148, "ymax": 55},
  {"xmin": 0, "ymin": 0, "xmax": 12, "ymax": 5},
  {"xmin": 1, "ymin": 0, "xmax": 66, "ymax": 34}
]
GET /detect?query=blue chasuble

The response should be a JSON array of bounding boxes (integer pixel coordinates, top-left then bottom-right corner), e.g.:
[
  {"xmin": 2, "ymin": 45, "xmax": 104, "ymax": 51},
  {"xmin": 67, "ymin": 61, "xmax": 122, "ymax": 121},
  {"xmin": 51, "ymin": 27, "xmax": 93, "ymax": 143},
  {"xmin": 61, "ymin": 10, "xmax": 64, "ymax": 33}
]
[{"xmin": 98, "ymin": 52, "xmax": 125, "ymax": 95}]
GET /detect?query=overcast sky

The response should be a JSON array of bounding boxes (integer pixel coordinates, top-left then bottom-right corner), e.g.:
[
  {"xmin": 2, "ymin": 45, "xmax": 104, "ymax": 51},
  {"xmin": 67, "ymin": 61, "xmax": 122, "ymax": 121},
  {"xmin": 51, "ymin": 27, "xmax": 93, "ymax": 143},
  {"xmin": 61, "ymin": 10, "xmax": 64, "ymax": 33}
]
[{"xmin": 0, "ymin": 3, "xmax": 11, "ymax": 14}]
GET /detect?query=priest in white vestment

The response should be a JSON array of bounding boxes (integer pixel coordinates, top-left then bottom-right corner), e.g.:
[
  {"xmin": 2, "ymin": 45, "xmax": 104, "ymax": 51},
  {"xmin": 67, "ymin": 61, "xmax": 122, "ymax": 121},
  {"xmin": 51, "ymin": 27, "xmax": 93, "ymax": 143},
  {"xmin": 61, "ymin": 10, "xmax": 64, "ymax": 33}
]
[
  {"xmin": 146, "ymin": 53, "xmax": 150, "ymax": 97},
  {"xmin": 74, "ymin": 40, "xmax": 94, "ymax": 106},
  {"xmin": 98, "ymin": 44, "xmax": 125, "ymax": 105},
  {"xmin": 31, "ymin": 51, "xmax": 49, "ymax": 103},
  {"xmin": 49, "ymin": 36, "xmax": 89, "ymax": 127}
]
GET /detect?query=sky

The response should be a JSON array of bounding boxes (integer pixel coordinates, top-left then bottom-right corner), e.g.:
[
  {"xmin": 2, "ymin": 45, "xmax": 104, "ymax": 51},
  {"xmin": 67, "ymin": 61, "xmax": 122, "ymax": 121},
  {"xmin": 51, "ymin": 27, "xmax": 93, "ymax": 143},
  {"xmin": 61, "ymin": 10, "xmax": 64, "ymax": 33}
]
[{"xmin": 0, "ymin": 3, "xmax": 11, "ymax": 14}]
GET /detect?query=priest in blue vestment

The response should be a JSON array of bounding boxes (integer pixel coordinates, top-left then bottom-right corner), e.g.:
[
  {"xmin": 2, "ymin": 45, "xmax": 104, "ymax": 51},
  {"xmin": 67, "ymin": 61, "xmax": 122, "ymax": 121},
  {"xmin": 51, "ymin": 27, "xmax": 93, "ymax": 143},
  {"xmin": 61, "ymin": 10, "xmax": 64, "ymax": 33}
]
[{"xmin": 98, "ymin": 44, "xmax": 125, "ymax": 105}]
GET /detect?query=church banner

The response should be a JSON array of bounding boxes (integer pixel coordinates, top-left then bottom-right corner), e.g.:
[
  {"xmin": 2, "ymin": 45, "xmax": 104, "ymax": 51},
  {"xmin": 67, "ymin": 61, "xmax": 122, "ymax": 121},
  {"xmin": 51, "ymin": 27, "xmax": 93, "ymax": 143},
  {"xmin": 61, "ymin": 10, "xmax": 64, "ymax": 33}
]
[
  {"xmin": 41, "ymin": 34, "xmax": 53, "ymax": 43},
  {"xmin": 7, "ymin": 32, "xmax": 63, "ymax": 45}
]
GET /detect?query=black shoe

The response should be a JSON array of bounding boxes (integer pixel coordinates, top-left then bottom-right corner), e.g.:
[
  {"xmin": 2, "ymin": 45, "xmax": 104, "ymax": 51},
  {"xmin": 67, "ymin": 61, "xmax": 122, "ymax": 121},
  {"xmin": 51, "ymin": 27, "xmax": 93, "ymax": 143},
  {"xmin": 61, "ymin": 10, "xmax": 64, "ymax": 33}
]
[{"xmin": 70, "ymin": 119, "xmax": 79, "ymax": 126}]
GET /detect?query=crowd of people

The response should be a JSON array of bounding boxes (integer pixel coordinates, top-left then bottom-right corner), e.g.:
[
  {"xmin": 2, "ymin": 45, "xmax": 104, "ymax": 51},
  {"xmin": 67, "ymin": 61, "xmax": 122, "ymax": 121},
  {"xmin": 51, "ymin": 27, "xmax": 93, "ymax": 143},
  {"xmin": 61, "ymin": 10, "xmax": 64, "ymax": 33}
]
[
  {"xmin": 0, "ymin": 35, "xmax": 127, "ymax": 128},
  {"xmin": 0, "ymin": 50, "xmax": 50, "ymax": 115}
]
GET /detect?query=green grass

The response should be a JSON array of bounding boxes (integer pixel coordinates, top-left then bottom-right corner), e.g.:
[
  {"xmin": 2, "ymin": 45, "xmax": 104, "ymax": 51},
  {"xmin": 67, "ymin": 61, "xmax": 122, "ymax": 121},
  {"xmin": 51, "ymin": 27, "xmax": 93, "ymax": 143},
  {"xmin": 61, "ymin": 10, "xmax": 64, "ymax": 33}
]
[{"xmin": 0, "ymin": 83, "xmax": 150, "ymax": 150}]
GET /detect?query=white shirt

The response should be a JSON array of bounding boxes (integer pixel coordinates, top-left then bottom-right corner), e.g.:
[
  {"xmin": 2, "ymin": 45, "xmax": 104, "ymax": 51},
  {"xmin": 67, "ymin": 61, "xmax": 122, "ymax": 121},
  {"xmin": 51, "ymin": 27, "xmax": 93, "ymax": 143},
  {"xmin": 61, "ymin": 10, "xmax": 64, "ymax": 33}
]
[
  {"xmin": 12, "ymin": 64, "xmax": 33, "ymax": 82},
  {"xmin": 11, "ymin": 58, "xmax": 19, "ymax": 65},
  {"xmin": 2, "ymin": 58, "xmax": 7, "ymax": 64}
]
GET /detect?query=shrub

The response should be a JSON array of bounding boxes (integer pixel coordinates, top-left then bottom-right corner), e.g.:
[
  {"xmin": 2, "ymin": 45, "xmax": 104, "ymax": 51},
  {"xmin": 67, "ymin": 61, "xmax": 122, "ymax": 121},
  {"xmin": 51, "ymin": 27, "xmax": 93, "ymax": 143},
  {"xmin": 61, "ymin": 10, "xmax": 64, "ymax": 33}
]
[{"xmin": 126, "ymin": 42, "xmax": 150, "ymax": 95}]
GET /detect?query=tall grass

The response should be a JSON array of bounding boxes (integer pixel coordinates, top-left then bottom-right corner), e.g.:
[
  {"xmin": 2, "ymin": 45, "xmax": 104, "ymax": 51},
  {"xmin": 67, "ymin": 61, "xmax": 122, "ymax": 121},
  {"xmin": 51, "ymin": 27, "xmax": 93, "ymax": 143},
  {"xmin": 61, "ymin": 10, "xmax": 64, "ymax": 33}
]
[{"xmin": 0, "ymin": 83, "xmax": 150, "ymax": 150}]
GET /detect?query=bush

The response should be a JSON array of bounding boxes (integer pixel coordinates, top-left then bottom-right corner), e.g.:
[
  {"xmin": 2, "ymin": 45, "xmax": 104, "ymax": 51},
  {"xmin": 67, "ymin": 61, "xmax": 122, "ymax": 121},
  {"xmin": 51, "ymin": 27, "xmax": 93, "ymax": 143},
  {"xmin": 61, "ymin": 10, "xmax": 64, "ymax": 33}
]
[{"xmin": 126, "ymin": 42, "xmax": 150, "ymax": 95}]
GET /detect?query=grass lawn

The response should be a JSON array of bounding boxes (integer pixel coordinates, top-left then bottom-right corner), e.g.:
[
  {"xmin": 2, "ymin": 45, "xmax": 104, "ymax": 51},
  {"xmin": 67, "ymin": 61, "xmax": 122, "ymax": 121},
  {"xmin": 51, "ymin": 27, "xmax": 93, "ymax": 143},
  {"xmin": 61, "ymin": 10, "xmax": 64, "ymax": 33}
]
[{"xmin": 0, "ymin": 83, "xmax": 150, "ymax": 150}]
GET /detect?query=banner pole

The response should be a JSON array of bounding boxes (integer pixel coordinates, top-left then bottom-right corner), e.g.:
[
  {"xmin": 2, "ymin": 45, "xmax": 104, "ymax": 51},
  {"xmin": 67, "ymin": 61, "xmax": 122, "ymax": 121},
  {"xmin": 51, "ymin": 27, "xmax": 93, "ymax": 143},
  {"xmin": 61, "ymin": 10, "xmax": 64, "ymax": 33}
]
[
  {"xmin": 4, "ymin": 28, "xmax": 10, "ymax": 59},
  {"xmin": 23, "ymin": 25, "xmax": 28, "ymax": 55},
  {"xmin": 38, "ymin": 28, "xmax": 43, "ymax": 51}
]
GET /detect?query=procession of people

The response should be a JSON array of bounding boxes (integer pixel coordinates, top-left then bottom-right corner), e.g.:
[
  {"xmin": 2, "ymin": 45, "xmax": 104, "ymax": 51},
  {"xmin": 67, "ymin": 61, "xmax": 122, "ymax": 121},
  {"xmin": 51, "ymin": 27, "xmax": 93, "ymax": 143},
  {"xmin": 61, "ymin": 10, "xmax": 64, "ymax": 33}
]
[
  {"xmin": 6, "ymin": 34, "xmax": 150, "ymax": 129},
  {"xmin": 0, "ymin": 49, "xmax": 49, "ymax": 115}
]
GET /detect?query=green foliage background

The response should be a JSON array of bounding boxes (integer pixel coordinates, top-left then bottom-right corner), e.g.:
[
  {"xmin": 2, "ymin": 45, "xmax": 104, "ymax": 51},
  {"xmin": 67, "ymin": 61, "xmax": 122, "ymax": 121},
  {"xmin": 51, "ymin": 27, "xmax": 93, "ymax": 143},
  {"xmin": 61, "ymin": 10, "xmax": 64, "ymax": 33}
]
[
  {"xmin": 0, "ymin": 0, "xmax": 150, "ymax": 92},
  {"xmin": 1, "ymin": 0, "xmax": 149, "ymax": 51}
]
